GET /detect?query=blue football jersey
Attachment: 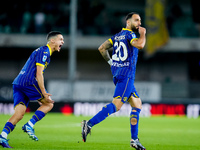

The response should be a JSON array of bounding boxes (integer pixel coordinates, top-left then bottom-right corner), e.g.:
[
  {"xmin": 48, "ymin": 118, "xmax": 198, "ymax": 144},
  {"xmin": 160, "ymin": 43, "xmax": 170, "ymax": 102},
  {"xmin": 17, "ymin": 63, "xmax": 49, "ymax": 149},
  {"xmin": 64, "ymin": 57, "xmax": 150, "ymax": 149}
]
[
  {"xmin": 109, "ymin": 28, "xmax": 139, "ymax": 79},
  {"xmin": 13, "ymin": 44, "xmax": 52, "ymax": 86}
]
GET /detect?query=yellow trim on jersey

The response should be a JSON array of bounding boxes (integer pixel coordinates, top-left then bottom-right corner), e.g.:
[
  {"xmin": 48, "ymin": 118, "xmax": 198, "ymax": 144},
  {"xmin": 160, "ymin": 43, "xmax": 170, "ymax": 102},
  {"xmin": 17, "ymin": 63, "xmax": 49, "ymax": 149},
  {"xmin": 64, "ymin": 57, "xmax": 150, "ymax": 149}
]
[
  {"xmin": 130, "ymin": 38, "xmax": 138, "ymax": 44},
  {"xmin": 14, "ymin": 102, "xmax": 26, "ymax": 109},
  {"xmin": 122, "ymin": 28, "xmax": 133, "ymax": 32},
  {"xmin": 133, "ymin": 92, "xmax": 139, "ymax": 98},
  {"xmin": 114, "ymin": 96, "xmax": 121, "ymax": 99},
  {"xmin": 47, "ymin": 44, "xmax": 52, "ymax": 56},
  {"xmin": 33, "ymin": 84, "xmax": 44, "ymax": 101},
  {"xmin": 36, "ymin": 63, "xmax": 45, "ymax": 67},
  {"xmin": 108, "ymin": 38, "xmax": 113, "ymax": 45}
]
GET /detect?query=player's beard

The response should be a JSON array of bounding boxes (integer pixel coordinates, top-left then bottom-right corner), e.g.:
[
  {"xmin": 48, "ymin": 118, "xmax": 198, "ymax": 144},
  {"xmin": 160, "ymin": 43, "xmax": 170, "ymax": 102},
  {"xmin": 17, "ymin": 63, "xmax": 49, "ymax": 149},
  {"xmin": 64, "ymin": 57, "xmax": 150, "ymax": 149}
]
[{"xmin": 131, "ymin": 24, "xmax": 139, "ymax": 32}]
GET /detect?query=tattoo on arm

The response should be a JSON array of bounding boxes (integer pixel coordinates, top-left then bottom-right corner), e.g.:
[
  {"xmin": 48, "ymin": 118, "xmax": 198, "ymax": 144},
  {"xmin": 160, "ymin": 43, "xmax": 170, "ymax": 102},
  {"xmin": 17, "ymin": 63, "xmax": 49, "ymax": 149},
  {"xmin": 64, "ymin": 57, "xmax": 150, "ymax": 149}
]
[{"xmin": 98, "ymin": 40, "xmax": 112, "ymax": 62}]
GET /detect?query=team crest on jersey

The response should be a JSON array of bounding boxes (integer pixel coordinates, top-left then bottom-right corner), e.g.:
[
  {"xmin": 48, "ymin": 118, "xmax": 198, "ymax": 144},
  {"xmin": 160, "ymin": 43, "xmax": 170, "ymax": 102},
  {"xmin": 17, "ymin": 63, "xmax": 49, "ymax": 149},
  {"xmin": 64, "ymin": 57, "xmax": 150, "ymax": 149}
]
[
  {"xmin": 132, "ymin": 34, "xmax": 136, "ymax": 38},
  {"xmin": 42, "ymin": 55, "xmax": 47, "ymax": 62}
]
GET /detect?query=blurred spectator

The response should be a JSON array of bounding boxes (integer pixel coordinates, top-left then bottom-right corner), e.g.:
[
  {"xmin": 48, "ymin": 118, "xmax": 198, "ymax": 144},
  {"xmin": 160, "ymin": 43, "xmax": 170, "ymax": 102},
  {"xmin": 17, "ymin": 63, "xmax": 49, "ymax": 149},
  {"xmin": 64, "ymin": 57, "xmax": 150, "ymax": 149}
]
[
  {"xmin": 78, "ymin": 0, "xmax": 105, "ymax": 35},
  {"xmin": 167, "ymin": 4, "xmax": 183, "ymax": 35},
  {"xmin": 95, "ymin": 10, "xmax": 112, "ymax": 35},
  {"xmin": 34, "ymin": 11, "xmax": 45, "ymax": 33},
  {"xmin": 0, "ymin": 0, "xmax": 199, "ymax": 37},
  {"xmin": 191, "ymin": 0, "xmax": 200, "ymax": 37},
  {"xmin": 167, "ymin": 3, "xmax": 198, "ymax": 37},
  {"xmin": 21, "ymin": 9, "xmax": 32, "ymax": 33}
]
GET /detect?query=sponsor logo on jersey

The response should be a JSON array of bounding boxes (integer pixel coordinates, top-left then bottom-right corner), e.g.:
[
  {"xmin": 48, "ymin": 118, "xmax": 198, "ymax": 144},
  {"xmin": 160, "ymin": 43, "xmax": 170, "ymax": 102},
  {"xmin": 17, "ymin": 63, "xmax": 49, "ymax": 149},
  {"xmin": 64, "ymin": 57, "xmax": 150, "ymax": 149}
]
[
  {"xmin": 132, "ymin": 34, "xmax": 136, "ymax": 38},
  {"xmin": 112, "ymin": 62, "xmax": 130, "ymax": 67},
  {"xmin": 42, "ymin": 55, "xmax": 47, "ymax": 62}
]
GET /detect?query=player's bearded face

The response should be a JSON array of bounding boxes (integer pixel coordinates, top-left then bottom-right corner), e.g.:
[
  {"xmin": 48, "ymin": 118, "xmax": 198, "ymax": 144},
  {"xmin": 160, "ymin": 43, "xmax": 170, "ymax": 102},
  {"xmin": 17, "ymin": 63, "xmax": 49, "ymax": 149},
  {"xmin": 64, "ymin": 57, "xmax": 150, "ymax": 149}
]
[
  {"xmin": 131, "ymin": 24, "xmax": 138, "ymax": 32},
  {"xmin": 130, "ymin": 15, "xmax": 141, "ymax": 32}
]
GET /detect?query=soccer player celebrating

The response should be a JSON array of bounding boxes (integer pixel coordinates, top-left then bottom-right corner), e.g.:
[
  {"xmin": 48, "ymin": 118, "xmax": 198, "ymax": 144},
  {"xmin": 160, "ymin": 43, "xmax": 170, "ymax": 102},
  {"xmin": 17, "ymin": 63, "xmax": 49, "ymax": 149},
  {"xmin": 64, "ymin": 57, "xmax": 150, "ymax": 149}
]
[
  {"xmin": 82, "ymin": 12, "xmax": 146, "ymax": 150},
  {"xmin": 0, "ymin": 31, "xmax": 64, "ymax": 148}
]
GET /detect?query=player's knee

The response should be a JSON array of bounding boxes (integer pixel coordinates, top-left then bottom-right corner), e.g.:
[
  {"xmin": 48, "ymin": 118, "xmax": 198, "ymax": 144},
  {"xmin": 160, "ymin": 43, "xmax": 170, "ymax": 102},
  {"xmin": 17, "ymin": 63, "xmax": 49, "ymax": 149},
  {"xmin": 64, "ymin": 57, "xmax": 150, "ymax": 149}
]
[
  {"xmin": 116, "ymin": 105, "xmax": 122, "ymax": 111},
  {"xmin": 137, "ymin": 98, "xmax": 142, "ymax": 108},
  {"xmin": 40, "ymin": 100, "xmax": 54, "ymax": 109},
  {"xmin": 47, "ymin": 103, "xmax": 54, "ymax": 111},
  {"xmin": 129, "ymin": 97, "xmax": 142, "ymax": 109},
  {"xmin": 112, "ymin": 103, "xmax": 121, "ymax": 111},
  {"xmin": 43, "ymin": 102, "xmax": 54, "ymax": 111},
  {"xmin": 112, "ymin": 99, "xmax": 123, "ymax": 111}
]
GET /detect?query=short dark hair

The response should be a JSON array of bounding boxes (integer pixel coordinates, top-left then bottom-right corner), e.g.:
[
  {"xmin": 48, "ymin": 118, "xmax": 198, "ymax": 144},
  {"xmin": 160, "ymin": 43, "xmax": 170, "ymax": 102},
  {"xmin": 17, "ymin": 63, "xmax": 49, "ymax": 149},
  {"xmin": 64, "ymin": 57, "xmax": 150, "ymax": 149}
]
[
  {"xmin": 125, "ymin": 12, "xmax": 139, "ymax": 20},
  {"xmin": 46, "ymin": 31, "xmax": 62, "ymax": 41}
]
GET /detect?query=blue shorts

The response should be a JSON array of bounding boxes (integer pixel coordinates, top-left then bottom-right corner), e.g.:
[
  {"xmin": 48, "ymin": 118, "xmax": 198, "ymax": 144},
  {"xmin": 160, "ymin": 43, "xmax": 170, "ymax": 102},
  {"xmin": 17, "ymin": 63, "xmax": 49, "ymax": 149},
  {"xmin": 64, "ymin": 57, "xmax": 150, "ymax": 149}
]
[
  {"xmin": 13, "ymin": 84, "xmax": 45, "ymax": 108},
  {"xmin": 113, "ymin": 75, "xmax": 139, "ymax": 103}
]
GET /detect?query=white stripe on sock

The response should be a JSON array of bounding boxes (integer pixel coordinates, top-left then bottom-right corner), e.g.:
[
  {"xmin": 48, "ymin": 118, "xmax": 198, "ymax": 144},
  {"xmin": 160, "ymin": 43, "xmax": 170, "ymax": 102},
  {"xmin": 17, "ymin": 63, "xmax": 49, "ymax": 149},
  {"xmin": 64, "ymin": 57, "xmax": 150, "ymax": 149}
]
[
  {"xmin": 1, "ymin": 131, "xmax": 8, "ymax": 139},
  {"xmin": 28, "ymin": 121, "xmax": 34, "ymax": 128}
]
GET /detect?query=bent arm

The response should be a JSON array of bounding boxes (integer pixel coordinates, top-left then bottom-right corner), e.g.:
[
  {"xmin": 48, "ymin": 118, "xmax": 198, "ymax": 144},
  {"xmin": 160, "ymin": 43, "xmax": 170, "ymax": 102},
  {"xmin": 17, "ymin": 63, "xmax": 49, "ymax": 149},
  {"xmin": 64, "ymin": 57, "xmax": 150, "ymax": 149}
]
[
  {"xmin": 131, "ymin": 34, "xmax": 146, "ymax": 49},
  {"xmin": 131, "ymin": 27, "xmax": 146, "ymax": 49},
  {"xmin": 98, "ymin": 40, "xmax": 112, "ymax": 62},
  {"xmin": 36, "ymin": 65, "xmax": 46, "ymax": 95},
  {"xmin": 36, "ymin": 65, "xmax": 53, "ymax": 103}
]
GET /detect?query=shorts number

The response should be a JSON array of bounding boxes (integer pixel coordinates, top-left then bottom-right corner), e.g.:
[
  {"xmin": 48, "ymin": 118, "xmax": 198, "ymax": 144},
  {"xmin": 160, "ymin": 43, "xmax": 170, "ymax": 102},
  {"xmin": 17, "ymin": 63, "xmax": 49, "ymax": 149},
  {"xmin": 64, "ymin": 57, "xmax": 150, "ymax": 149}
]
[{"xmin": 112, "ymin": 42, "xmax": 128, "ymax": 61}]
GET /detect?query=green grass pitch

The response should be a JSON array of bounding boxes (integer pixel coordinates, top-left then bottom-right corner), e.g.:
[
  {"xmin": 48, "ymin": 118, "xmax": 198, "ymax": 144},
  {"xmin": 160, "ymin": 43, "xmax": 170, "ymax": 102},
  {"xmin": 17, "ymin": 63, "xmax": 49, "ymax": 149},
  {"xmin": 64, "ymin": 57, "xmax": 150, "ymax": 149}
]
[{"xmin": 0, "ymin": 113, "xmax": 200, "ymax": 150}]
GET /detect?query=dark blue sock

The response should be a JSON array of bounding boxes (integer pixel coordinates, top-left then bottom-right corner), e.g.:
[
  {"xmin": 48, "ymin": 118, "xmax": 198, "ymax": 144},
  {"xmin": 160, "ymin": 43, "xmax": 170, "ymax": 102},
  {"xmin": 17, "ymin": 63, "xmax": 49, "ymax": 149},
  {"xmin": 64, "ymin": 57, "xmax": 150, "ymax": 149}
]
[
  {"xmin": 2, "ymin": 122, "xmax": 15, "ymax": 135},
  {"xmin": 29, "ymin": 110, "xmax": 45, "ymax": 125},
  {"xmin": 88, "ymin": 103, "xmax": 117, "ymax": 127},
  {"xmin": 130, "ymin": 107, "xmax": 141, "ymax": 140}
]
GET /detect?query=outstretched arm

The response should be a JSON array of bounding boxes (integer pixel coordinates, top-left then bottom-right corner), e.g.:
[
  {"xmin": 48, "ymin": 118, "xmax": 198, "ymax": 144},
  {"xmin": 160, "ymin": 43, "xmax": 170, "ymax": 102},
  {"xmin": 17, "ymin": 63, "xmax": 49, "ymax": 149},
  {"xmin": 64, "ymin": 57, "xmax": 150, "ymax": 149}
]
[{"xmin": 98, "ymin": 40, "xmax": 113, "ymax": 65}]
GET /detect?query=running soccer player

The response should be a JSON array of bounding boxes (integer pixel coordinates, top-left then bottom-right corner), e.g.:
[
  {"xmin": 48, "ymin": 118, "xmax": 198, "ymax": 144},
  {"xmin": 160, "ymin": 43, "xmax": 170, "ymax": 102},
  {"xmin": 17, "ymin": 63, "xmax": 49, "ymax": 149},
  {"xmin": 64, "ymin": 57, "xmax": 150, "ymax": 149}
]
[
  {"xmin": 82, "ymin": 12, "xmax": 146, "ymax": 150},
  {"xmin": 0, "ymin": 31, "xmax": 64, "ymax": 148}
]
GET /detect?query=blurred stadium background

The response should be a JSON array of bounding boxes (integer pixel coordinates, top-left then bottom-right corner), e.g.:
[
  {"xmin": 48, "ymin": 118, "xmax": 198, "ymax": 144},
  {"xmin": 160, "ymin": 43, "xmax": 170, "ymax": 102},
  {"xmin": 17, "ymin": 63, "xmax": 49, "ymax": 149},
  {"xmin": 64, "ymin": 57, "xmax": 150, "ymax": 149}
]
[{"xmin": 0, "ymin": 0, "xmax": 200, "ymax": 118}]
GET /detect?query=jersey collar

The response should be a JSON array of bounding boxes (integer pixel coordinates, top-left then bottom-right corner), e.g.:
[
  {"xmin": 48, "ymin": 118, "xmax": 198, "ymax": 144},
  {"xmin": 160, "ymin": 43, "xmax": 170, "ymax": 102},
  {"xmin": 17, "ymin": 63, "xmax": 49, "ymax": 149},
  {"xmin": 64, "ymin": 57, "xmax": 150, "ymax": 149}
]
[
  {"xmin": 46, "ymin": 44, "xmax": 52, "ymax": 56},
  {"xmin": 122, "ymin": 28, "xmax": 133, "ymax": 32}
]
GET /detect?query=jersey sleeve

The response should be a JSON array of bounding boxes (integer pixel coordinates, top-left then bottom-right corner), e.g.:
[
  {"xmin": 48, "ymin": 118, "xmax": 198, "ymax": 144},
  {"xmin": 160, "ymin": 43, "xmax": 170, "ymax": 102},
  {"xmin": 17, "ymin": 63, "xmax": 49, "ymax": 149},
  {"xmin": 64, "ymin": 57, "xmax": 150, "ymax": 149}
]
[
  {"xmin": 108, "ymin": 38, "xmax": 113, "ymax": 45},
  {"xmin": 108, "ymin": 35, "xmax": 116, "ymax": 46},
  {"xmin": 127, "ymin": 32, "xmax": 138, "ymax": 44},
  {"xmin": 35, "ymin": 47, "xmax": 49, "ymax": 67}
]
